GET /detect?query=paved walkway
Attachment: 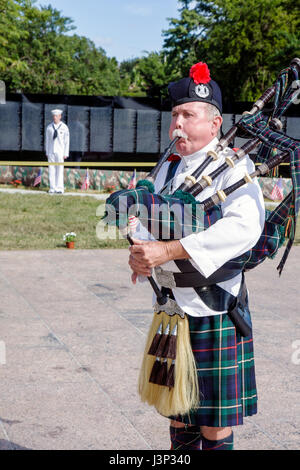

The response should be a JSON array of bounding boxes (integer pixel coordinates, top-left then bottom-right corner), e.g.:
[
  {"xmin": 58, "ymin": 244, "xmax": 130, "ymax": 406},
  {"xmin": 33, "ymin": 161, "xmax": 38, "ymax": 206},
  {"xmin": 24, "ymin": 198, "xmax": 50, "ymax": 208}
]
[{"xmin": 0, "ymin": 247, "xmax": 299, "ymax": 450}]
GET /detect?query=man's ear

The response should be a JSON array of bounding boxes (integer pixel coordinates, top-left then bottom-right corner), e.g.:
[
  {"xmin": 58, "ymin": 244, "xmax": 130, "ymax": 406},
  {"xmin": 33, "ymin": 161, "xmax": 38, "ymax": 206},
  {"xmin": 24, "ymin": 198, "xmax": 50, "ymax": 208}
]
[{"xmin": 212, "ymin": 115, "xmax": 223, "ymax": 135}]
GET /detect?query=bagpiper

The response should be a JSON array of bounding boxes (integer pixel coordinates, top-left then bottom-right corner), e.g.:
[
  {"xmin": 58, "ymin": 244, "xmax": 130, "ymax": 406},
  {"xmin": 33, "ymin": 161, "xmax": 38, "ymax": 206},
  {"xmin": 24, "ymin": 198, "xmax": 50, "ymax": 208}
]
[{"xmin": 128, "ymin": 62, "xmax": 265, "ymax": 451}]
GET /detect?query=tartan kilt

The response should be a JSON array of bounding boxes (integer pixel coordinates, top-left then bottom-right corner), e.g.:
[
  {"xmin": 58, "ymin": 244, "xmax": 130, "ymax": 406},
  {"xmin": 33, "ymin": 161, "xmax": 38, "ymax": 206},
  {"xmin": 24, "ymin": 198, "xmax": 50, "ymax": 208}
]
[{"xmin": 170, "ymin": 312, "xmax": 257, "ymax": 427}]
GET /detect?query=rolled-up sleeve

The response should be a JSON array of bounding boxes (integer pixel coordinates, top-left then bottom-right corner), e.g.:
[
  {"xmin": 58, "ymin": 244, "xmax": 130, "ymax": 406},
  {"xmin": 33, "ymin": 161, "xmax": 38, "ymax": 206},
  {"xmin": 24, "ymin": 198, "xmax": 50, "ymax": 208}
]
[{"xmin": 180, "ymin": 159, "xmax": 265, "ymax": 278}]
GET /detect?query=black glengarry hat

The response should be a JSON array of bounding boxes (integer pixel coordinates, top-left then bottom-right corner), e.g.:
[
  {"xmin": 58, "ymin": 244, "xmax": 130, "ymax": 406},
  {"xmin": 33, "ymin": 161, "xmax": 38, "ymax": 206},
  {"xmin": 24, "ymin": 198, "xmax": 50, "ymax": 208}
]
[{"xmin": 168, "ymin": 62, "xmax": 222, "ymax": 114}]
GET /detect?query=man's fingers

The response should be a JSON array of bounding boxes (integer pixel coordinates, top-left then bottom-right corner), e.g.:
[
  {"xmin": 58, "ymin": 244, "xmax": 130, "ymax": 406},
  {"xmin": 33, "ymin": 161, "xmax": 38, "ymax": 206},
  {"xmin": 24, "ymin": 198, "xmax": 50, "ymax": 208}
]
[
  {"xmin": 129, "ymin": 245, "xmax": 149, "ymax": 264},
  {"xmin": 129, "ymin": 254, "xmax": 151, "ymax": 276},
  {"xmin": 130, "ymin": 237, "xmax": 145, "ymax": 245},
  {"xmin": 129, "ymin": 263, "xmax": 151, "ymax": 277},
  {"xmin": 131, "ymin": 272, "xmax": 138, "ymax": 284}
]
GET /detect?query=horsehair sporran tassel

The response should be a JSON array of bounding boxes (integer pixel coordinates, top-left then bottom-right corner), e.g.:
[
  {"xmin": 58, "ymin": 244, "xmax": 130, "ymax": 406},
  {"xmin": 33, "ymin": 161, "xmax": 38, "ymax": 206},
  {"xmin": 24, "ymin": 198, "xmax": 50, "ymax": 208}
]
[
  {"xmin": 138, "ymin": 311, "xmax": 199, "ymax": 417},
  {"xmin": 138, "ymin": 312, "xmax": 166, "ymax": 406},
  {"xmin": 149, "ymin": 357, "xmax": 161, "ymax": 384},
  {"xmin": 155, "ymin": 358, "xmax": 168, "ymax": 385},
  {"xmin": 163, "ymin": 322, "xmax": 177, "ymax": 360},
  {"xmin": 165, "ymin": 360, "xmax": 175, "ymax": 388},
  {"xmin": 148, "ymin": 321, "xmax": 163, "ymax": 356},
  {"xmin": 156, "ymin": 313, "xmax": 199, "ymax": 417},
  {"xmin": 155, "ymin": 320, "xmax": 170, "ymax": 357}
]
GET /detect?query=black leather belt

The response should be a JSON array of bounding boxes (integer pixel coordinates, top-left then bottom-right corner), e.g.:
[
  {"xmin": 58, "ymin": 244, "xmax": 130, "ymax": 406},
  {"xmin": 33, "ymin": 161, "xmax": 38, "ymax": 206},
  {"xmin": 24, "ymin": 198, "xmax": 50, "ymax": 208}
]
[
  {"xmin": 170, "ymin": 266, "xmax": 242, "ymax": 287},
  {"xmin": 161, "ymin": 274, "xmax": 252, "ymax": 337},
  {"xmin": 155, "ymin": 259, "xmax": 242, "ymax": 289},
  {"xmin": 160, "ymin": 260, "xmax": 252, "ymax": 337}
]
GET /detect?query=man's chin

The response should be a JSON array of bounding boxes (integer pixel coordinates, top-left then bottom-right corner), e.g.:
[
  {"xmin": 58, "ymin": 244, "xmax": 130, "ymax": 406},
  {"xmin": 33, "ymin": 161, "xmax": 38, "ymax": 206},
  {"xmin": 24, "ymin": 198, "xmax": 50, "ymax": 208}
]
[{"xmin": 176, "ymin": 141, "xmax": 190, "ymax": 155}]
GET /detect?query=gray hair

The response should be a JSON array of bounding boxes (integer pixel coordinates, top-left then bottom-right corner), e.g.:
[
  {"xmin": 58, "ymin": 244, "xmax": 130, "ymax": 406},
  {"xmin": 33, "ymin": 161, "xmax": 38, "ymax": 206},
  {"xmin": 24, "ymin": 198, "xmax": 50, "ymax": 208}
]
[{"xmin": 206, "ymin": 103, "xmax": 221, "ymax": 121}]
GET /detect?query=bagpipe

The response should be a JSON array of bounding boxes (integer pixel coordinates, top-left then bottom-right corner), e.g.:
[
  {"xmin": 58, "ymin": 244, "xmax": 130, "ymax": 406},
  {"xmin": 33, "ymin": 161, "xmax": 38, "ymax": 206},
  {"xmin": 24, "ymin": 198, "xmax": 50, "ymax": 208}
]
[{"xmin": 104, "ymin": 58, "xmax": 300, "ymax": 417}]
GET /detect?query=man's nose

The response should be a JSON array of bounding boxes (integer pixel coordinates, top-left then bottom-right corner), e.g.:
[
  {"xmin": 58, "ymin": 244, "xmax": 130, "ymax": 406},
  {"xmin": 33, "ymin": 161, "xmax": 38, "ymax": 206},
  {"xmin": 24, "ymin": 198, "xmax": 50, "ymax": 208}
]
[{"xmin": 174, "ymin": 115, "xmax": 183, "ymax": 128}]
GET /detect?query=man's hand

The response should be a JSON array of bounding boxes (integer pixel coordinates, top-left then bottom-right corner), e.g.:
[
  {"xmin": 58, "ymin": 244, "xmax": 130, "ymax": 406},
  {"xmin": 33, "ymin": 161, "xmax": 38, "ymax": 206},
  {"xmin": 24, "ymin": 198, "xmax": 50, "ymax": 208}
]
[{"xmin": 128, "ymin": 238, "xmax": 190, "ymax": 284}]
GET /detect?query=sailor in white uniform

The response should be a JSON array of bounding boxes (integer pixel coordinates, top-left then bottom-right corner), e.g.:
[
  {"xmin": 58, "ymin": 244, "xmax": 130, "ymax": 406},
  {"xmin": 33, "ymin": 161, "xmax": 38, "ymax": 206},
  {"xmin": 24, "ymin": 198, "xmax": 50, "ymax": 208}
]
[{"xmin": 45, "ymin": 109, "xmax": 69, "ymax": 194}]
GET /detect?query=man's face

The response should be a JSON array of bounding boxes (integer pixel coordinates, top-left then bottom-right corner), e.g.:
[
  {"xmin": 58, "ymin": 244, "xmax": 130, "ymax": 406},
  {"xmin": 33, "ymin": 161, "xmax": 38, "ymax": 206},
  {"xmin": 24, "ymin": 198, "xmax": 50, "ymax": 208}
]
[
  {"xmin": 52, "ymin": 114, "xmax": 62, "ymax": 124},
  {"xmin": 169, "ymin": 102, "xmax": 222, "ymax": 156}
]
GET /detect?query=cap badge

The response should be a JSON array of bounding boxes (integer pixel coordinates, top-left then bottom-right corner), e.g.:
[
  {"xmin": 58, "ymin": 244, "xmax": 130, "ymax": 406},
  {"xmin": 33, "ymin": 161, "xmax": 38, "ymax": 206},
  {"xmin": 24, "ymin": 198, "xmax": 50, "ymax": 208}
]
[{"xmin": 195, "ymin": 84, "xmax": 210, "ymax": 98}]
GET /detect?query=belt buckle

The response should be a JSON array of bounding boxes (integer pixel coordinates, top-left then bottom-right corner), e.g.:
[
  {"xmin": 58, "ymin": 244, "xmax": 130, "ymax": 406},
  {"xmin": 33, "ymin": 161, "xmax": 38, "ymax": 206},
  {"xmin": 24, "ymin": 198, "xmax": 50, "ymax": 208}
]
[{"xmin": 155, "ymin": 267, "xmax": 177, "ymax": 289}]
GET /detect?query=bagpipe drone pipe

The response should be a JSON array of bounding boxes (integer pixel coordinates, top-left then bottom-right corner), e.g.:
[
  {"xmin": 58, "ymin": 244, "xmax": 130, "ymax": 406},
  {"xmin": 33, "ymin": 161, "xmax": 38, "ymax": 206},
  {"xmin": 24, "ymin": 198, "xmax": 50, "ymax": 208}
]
[{"xmin": 103, "ymin": 58, "xmax": 300, "ymax": 417}]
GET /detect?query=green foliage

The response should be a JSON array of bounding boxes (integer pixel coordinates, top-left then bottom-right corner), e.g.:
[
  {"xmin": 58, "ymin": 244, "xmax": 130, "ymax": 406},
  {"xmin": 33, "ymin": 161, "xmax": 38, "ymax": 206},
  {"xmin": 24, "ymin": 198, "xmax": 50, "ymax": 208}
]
[
  {"xmin": 0, "ymin": 0, "xmax": 28, "ymax": 74},
  {"xmin": 119, "ymin": 58, "xmax": 145, "ymax": 96},
  {"xmin": 162, "ymin": 0, "xmax": 300, "ymax": 102},
  {"xmin": 1, "ymin": 0, "xmax": 122, "ymax": 94},
  {"xmin": 1, "ymin": 0, "xmax": 299, "ymax": 100},
  {"xmin": 134, "ymin": 52, "xmax": 170, "ymax": 98}
]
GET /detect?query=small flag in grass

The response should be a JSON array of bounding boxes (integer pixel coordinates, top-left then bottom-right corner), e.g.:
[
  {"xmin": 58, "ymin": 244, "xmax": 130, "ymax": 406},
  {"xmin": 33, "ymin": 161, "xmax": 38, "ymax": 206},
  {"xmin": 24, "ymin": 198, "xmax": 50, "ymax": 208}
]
[
  {"xmin": 33, "ymin": 168, "xmax": 42, "ymax": 187},
  {"xmin": 81, "ymin": 169, "xmax": 90, "ymax": 190}
]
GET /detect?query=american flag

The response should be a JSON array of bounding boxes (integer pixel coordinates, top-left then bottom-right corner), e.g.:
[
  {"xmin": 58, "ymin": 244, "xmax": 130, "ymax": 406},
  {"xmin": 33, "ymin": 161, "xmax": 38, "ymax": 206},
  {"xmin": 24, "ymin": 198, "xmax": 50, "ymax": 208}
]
[
  {"xmin": 127, "ymin": 169, "xmax": 136, "ymax": 189},
  {"xmin": 269, "ymin": 177, "xmax": 284, "ymax": 201},
  {"xmin": 81, "ymin": 169, "xmax": 90, "ymax": 190},
  {"xmin": 33, "ymin": 168, "xmax": 42, "ymax": 186}
]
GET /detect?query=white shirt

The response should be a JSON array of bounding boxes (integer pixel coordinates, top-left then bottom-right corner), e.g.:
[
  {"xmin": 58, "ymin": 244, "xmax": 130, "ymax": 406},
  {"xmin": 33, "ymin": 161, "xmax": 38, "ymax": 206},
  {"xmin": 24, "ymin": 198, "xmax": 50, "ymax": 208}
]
[
  {"xmin": 45, "ymin": 121, "xmax": 70, "ymax": 158},
  {"xmin": 136, "ymin": 137, "xmax": 265, "ymax": 317}
]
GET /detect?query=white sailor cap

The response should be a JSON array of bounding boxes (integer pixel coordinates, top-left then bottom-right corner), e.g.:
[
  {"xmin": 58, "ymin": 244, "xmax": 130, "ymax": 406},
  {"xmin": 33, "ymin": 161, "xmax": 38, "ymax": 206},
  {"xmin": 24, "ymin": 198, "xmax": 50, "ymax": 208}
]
[{"xmin": 51, "ymin": 109, "xmax": 63, "ymax": 116}]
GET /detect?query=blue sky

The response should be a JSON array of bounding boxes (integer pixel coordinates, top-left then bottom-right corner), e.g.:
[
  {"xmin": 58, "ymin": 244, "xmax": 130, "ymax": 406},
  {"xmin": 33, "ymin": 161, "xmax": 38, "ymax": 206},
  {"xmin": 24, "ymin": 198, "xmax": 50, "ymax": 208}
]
[{"xmin": 40, "ymin": 0, "xmax": 181, "ymax": 63}]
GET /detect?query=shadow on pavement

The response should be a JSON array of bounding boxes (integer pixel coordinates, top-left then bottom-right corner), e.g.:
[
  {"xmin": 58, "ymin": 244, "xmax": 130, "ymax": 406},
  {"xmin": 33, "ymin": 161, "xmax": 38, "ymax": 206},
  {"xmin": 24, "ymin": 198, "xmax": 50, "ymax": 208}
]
[{"xmin": 0, "ymin": 439, "xmax": 31, "ymax": 450}]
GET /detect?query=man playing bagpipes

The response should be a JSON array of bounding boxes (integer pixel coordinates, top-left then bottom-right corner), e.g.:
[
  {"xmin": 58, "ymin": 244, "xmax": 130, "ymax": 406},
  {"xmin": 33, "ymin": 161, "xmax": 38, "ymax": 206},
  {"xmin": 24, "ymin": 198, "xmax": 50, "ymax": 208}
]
[
  {"xmin": 105, "ymin": 59, "xmax": 300, "ymax": 450},
  {"xmin": 128, "ymin": 61, "xmax": 266, "ymax": 451}
]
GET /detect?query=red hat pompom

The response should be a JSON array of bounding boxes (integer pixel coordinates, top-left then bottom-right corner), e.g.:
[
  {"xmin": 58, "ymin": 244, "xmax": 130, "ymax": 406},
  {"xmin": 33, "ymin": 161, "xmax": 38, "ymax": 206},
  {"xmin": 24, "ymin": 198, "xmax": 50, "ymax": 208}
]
[{"xmin": 189, "ymin": 62, "xmax": 211, "ymax": 85}]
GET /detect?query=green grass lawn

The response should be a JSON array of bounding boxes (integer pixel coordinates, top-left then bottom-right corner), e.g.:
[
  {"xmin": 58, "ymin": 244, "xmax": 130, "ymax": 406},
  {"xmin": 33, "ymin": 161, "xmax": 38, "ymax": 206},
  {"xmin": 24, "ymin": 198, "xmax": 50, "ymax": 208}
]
[
  {"xmin": 0, "ymin": 192, "xmax": 127, "ymax": 250},
  {"xmin": 0, "ymin": 191, "xmax": 299, "ymax": 250}
]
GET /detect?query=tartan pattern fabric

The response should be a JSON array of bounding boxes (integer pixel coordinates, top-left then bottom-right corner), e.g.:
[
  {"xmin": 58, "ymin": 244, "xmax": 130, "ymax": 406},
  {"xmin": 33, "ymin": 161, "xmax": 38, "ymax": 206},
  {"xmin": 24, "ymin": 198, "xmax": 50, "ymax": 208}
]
[
  {"xmin": 239, "ymin": 110, "xmax": 300, "ymax": 272},
  {"xmin": 105, "ymin": 186, "xmax": 211, "ymax": 237},
  {"xmin": 202, "ymin": 432, "xmax": 234, "ymax": 450},
  {"xmin": 105, "ymin": 186, "xmax": 285, "ymax": 271},
  {"xmin": 273, "ymin": 64, "xmax": 299, "ymax": 120},
  {"xmin": 170, "ymin": 312, "xmax": 257, "ymax": 427},
  {"xmin": 227, "ymin": 212, "xmax": 285, "ymax": 270},
  {"xmin": 239, "ymin": 111, "xmax": 300, "ymax": 217},
  {"xmin": 254, "ymin": 63, "xmax": 299, "ymax": 167},
  {"xmin": 170, "ymin": 426, "xmax": 234, "ymax": 450},
  {"xmin": 170, "ymin": 425, "xmax": 202, "ymax": 450},
  {"xmin": 267, "ymin": 192, "xmax": 293, "ymax": 225}
]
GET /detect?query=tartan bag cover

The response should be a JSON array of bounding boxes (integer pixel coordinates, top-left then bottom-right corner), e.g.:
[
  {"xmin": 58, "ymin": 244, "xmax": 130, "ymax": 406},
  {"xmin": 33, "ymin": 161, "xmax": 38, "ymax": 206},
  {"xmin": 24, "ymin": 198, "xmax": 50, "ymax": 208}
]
[
  {"xmin": 254, "ymin": 62, "xmax": 299, "ymax": 165},
  {"xmin": 238, "ymin": 61, "xmax": 300, "ymax": 273},
  {"xmin": 239, "ymin": 111, "xmax": 300, "ymax": 273},
  {"xmin": 105, "ymin": 186, "xmax": 286, "ymax": 271}
]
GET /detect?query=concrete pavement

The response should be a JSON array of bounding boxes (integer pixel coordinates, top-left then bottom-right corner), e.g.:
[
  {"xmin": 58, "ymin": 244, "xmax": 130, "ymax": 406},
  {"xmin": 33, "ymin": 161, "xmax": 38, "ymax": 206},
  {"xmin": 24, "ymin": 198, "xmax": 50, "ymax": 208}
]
[{"xmin": 0, "ymin": 247, "xmax": 299, "ymax": 450}]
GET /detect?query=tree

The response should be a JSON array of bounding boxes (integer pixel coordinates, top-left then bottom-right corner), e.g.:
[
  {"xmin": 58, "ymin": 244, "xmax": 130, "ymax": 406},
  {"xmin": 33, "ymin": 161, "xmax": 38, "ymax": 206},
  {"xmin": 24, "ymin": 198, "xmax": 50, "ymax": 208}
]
[
  {"xmin": 134, "ymin": 52, "xmax": 169, "ymax": 98},
  {"xmin": 119, "ymin": 58, "xmax": 146, "ymax": 96},
  {"xmin": 162, "ymin": 0, "xmax": 300, "ymax": 102},
  {"xmin": 1, "ymin": 0, "xmax": 122, "ymax": 95},
  {"xmin": 0, "ymin": 0, "xmax": 28, "ymax": 77}
]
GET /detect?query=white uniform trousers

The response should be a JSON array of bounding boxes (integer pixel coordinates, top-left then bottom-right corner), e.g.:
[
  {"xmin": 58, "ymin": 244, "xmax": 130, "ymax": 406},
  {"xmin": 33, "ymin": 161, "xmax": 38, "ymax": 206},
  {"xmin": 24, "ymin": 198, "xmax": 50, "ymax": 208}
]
[{"xmin": 48, "ymin": 152, "xmax": 64, "ymax": 192}]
